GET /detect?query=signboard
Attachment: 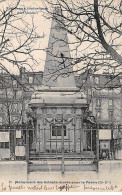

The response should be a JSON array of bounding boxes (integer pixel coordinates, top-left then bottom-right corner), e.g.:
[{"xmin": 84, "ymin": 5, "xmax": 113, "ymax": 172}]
[
  {"xmin": 99, "ymin": 129, "xmax": 111, "ymax": 140},
  {"xmin": 15, "ymin": 146, "xmax": 25, "ymax": 156},
  {"xmin": 0, "ymin": 132, "xmax": 9, "ymax": 142},
  {"xmin": 16, "ymin": 130, "xmax": 21, "ymax": 139},
  {"xmin": 100, "ymin": 141, "xmax": 110, "ymax": 150},
  {"xmin": 0, "ymin": 149, "xmax": 10, "ymax": 159}
]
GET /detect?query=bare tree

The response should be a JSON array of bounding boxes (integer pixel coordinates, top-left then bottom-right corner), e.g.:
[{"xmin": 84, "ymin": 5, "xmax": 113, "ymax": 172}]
[
  {"xmin": 0, "ymin": 0, "xmax": 45, "ymax": 125},
  {"xmin": 0, "ymin": 74, "xmax": 24, "ymax": 126},
  {"xmin": 0, "ymin": 0, "xmax": 44, "ymax": 80},
  {"xmin": 42, "ymin": 0, "xmax": 122, "ymax": 80}
]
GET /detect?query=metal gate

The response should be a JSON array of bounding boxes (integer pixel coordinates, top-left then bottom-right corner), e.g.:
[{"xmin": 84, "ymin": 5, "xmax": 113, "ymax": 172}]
[{"xmin": 27, "ymin": 126, "xmax": 99, "ymax": 173}]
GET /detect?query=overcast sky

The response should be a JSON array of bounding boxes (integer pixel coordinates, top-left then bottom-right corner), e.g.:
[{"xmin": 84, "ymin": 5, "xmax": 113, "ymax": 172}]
[
  {"xmin": 1, "ymin": 0, "xmax": 121, "ymax": 75},
  {"xmin": 1, "ymin": 0, "xmax": 52, "ymax": 74}
]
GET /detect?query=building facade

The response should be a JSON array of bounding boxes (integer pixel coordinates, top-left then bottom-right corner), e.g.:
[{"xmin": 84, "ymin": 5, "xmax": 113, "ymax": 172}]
[
  {"xmin": 75, "ymin": 72, "xmax": 122, "ymax": 159},
  {"xmin": 0, "ymin": 69, "xmax": 121, "ymax": 132},
  {"xmin": 0, "ymin": 68, "xmax": 43, "ymax": 126},
  {"xmin": 76, "ymin": 72, "xmax": 122, "ymax": 127}
]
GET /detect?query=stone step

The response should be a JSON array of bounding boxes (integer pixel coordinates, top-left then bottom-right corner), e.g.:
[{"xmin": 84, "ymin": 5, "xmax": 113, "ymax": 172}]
[{"xmin": 29, "ymin": 163, "xmax": 97, "ymax": 172}]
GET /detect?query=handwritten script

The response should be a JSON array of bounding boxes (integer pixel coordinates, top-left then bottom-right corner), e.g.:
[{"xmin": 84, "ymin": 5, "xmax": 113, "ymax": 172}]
[{"xmin": 0, "ymin": 181, "xmax": 119, "ymax": 192}]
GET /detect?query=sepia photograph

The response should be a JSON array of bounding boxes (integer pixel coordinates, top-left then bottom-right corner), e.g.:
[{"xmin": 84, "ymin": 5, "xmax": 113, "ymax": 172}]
[{"xmin": 0, "ymin": 0, "xmax": 122, "ymax": 192}]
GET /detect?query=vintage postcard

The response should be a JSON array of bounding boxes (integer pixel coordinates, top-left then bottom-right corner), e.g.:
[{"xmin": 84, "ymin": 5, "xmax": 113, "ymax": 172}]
[{"xmin": 0, "ymin": 0, "xmax": 122, "ymax": 192}]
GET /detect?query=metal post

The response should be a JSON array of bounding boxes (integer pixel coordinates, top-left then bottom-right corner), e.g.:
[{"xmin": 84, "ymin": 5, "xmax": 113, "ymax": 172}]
[
  {"xmin": 44, "ymin": 128, "xmax": 46, "ymax": 158},
  {"xmin": 13, "ymin": 128, "xmax": 16, "ymax": 159},
  {"xmin": 39, "ymin": 125, "xmax": 40, "ymax": 160},
  {"xmin": 79, "ymin": 122, "xmax": 82, "ymax": 161},
  {"xmin": 74, "ymin": 123, "xmax": 76, "ymax": 159},
  {"xmin": 111, "ymin": 126, "xmax": 114, "ymax": 159},
  {"xmin": 50, "ymin": 125, "xmax": 51, "ymax": 159},
  {"xmin": 26, "ymin": 126, "xmax": 29, "ymax": 174},
  {"xmin": 91, "ymin": 129, "xmax": 92, "ymax": 151},
  {"xmin": 62, "ymin": 117, "xmax": 64, "ymax": 174},
  {"xmin": 32, "ymin": 127, "xmax": 34, "ymax": 147},
  {"xmin": 9, "ymin": 127, "xmax": 11, "ymax": 159},
  {"xmin": 80, "ymin": 115, "xmax": 84, "ymax": 159},
  {"xmin": 96, "ymin": 124, "xmax": 99, "ymax": 171},
  {"xmin": 68, "ymin": 128, "xmax": 70, "ymax": 159}
]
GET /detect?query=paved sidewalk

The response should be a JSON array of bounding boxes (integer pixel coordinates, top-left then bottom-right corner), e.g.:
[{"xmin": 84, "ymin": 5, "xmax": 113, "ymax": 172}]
[
  {"xmin": 0, "ymin": 161, "xmax": 27, "ymax": 181},
  {"xmin": 0, "ymin": 160, "xmax": 122, "ymax": 192},
  {"xmin": 0, "ymin": 160, "xmax": 121, "ymax": 182}
]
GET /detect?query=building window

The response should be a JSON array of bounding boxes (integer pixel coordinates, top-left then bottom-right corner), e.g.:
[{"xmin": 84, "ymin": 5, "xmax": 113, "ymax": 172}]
[
  {"xmin": 108, "ymin": 110, "xmax": 113, "ymax": 120},
  {"xmin": 0, "ymin": 90, "xmax": 3, "ymax": 96},
  {"xmin": 29, "ymin": 76, "xmax": 34, "ymax": 84},
  {"xmin": 12, "ymin": 103, "xmax": 18, "ymax": 112},
  {"xmin": 0, "ymin": 142, "xmax": 9, "ymax": 148},
  {"xmin": 95, "ymin": 77, "xmax": 99, "ymax": 84},
  {"xmin": 119, "ymin": 78, "xmax": 122, "ymax": 84},
  {"xmin": 24, "ymin": 100, "xmax": 29, "ymax": 110},
  {"xmin": 12, "ymin": 116, "xmax": 19, "ymax": 123},
  {"xmin": 96, "ymin": 99, "xmax": 101, "ymax": 107},
  {"xmin": 97, "ymin": 111, "xmax": 101, "ymax": 119},
  {"xmin": 82, "ymin": 79, "xmax": 86, "ymax": 84},
  {"xmin": 90, "ymin": 75, "xmax": 93, "ymax": 83},
  {"xmin": 52, "ymin": 125, "xmax": 66, "ymax": 136},
  {"xmin": 108, "ymin": 99, "xmax": 113, "ymax": 106},
  {"xmin": 13, "ymin": 80, "xmax": 17, "ymax": 87},
  {"xmin": 0, "ymin": 116, "xmax": 2, "ymax": 125},
  {"xmin": 0, "ymin": 104, "xmax": 2, "ymax": 112},
  {"xmin": 14, "ymin": 90, "xmax": 22, "ymax": 100},
  {"xmin": 14, "ymin": 91, "xmax": 17, "ymax": 100},
  {"xmin": 5, "ymin": 89, "xmax": 13, "ymax": 98}
]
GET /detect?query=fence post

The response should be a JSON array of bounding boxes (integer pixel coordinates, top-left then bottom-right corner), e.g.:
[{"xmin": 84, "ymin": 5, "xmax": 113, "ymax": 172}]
[
  {"xmin": 62, "ymin": 118, "xmax": 64, "ymax": 174},
  {"xmin": 14, "ymin": 127, "xmax": 16, "ymax": 160},
  {"xmin": 96, "ymin": 124, "xmax": 99, "ymax": 171},
  {"xmin": 26, "ymin": 126, "xmax": 29, "ymax": 174},
  {"xmin": 8, "ymin": 127, "xmax": 11, "ymax": 159}
]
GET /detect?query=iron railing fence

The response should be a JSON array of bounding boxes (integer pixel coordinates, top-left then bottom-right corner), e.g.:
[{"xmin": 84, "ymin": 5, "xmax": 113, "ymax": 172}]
[
  {"xmin": 0, "ymin": 128, "xmax": 27, "ymax": 160},
  {"xmin": 27, "ymin": 128, "xmax": 98, "ymax": 162},
  {"xmin": 0, "ymin": 128, "xmax": 99, "ymax": 161}
]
